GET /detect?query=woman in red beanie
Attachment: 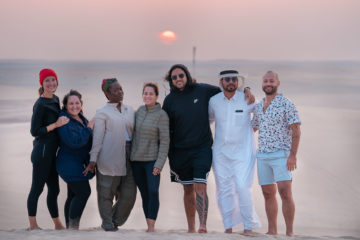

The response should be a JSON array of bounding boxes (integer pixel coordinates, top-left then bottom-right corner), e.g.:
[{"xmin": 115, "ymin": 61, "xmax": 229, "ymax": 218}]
[{"xmin": 27, "ymin": 68, "xmax": 69, "ymax": 230}]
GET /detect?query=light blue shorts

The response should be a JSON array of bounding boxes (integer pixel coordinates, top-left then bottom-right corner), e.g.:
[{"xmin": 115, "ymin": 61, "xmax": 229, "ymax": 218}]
[{"xmin": 256, "ymin": 150, "xmax": 292, "ymax": 186}]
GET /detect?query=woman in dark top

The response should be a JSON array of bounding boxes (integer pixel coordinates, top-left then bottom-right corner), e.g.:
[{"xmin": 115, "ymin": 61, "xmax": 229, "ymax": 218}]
[
  {"xmin": 27, "ymin": 69, "xmax": 69, "ymax": 230},
  {"xmin": 56, "ymin": 90, "xmax": 95, "ymax": 230}
]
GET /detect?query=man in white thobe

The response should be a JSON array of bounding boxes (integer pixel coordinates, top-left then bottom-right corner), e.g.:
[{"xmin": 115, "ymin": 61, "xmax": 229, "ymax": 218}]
[{"xmin": 209, "ymin": 70, "xmax": 261, "ymax": 234}]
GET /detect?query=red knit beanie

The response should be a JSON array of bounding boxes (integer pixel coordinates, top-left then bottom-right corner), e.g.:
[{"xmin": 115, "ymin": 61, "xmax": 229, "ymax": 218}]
[{"xmin": 39, "ymin": 68, "xmax": 58, "ymax": 86}]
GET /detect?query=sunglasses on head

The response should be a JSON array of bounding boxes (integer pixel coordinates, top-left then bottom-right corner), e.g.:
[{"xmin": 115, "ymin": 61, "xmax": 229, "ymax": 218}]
[
  {"xmin": 223, "ymin": 77, "xmax": 238, "ymax": 83},
  {"xmin": 171, "ymin": 73, "xmax": 185, "ymax": 80}
]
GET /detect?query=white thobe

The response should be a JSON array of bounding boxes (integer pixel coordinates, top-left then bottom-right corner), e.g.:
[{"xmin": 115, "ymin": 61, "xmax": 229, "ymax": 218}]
[{"xmin": 209, "ymin": 91, "xmax": 261, "ymax": 230}]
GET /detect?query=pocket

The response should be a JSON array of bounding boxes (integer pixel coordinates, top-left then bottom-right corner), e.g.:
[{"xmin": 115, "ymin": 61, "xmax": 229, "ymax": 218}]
[
  {"xmin": 233, "ymin": 112, "xmax": 245, "ymax": 127},
  {"xmin": 97, "ymin": 172, "xmax": 113, "ymax": 188}
]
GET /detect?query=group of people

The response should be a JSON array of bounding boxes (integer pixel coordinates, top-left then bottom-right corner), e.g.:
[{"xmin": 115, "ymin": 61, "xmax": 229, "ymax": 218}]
[{"xmin": 27, "ymin": 64, "xmax": 301, "ymax": 237}]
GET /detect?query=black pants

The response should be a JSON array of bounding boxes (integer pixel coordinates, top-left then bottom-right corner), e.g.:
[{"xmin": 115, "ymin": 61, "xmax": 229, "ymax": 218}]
[
  {"xmin": 27, "ymin": 141, "xmax": 60, "ymax": 218},
  {"xmin": 131, "ymin": 161, "xmax": 160, "ymax": 220},
  {"xmin": 64, "ymin": 181, "xmax": 91, "ymax": 227}
]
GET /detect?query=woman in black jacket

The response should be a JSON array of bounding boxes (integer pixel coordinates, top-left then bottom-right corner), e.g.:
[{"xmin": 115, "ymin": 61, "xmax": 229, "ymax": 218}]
[{"xmin": 27, "ymin": 69, "xmax": 69, "ymax": 230}]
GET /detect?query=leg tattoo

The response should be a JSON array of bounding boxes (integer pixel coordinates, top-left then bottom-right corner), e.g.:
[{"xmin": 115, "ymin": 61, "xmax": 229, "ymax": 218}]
[{"xmin": 196, "ymin": 192, "xmax": 208, "ymax": 227}]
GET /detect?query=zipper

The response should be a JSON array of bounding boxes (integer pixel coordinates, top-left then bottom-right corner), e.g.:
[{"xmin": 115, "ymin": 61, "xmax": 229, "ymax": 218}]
[{"xmin": 42, "ymin": 144, "xmax": 46, "ymax": 158}]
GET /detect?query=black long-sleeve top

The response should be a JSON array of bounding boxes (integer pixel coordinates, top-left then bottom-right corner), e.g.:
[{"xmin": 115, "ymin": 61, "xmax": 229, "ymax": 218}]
[
  {"xmin": 30, "ymin": 95, "xmax": 61, "ymax": 143},
  {"xmin": 163, "ymin": 83, "xmax": 220, "ymax": 150}
]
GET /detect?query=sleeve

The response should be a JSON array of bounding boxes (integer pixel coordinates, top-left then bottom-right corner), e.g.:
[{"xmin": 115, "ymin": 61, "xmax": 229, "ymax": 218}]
[
  {"xmin": 162, "ymin": 96, "xmax": 174, "ymax": 140},
  {"xmin": 30, "ymin": 101, "xmax": 50, "ymax": 137},
  {"xmin": 162, "ymin": 96, "xmax": 170, "ymax": 114},
  {"xmin": 285, "ymin": 100, "xmax": 301, "ymax": 126},
  {"xmin": 130, "ymin": 111, "xmax": 138, "ymax": 158},
  {"xmin": 154, "ymin": 111, "xmax": 170, "ymax": 170},
  {"xmin": 57, "ymin": 122, "xmax": 92, "ymax": 149},
  {"xmin": 162, "ymin": 97, "xmax": 172, "ymax": 125},
  {"xmin": 248, "ymin": 100, "xmax": 257, "ymax": 113},
  {"xmin": 126, "ymin": 105, "xmax": 135, "ymax": 139},
  {"xmin": 251, "ymin": 105, "xmax": 260, "ymax": 129},
  {"xmin": 208, "ymin": 97, "xmax": 215, "ymax": 124},
  {"xmin": 206, "ymin": 84, "xmax": 221, "ymax": 99},
  {"xmin": 89, "ymin": 111, "xmax": 107, "ymax": 163}
]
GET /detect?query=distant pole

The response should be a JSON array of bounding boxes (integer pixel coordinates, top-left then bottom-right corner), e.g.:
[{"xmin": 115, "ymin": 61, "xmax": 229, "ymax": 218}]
[{"xmin": 192, "ymin": 46, "xmax": 196, "ymax": 77}]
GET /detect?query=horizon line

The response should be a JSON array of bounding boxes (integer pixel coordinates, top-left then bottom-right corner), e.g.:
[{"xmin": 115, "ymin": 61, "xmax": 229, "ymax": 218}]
[{"xmin": 1, "ymin": 57, "xmax": 360, "ymax": 63}]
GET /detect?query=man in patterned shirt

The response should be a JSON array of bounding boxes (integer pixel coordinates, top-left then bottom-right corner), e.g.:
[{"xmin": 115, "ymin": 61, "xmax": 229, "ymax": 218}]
[{"xmin": 251, "ymin": 71, "xmax": 301, "ymax": 237}]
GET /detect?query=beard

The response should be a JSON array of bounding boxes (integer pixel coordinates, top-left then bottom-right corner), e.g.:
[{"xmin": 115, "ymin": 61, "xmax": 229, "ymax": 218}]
[
  {"xmin": 224, "ymin": 84, "xmax": 237, "ymax": 93},
  {"xmin": 263, "ymin": 85, "xmax": 277, "ymax": 95}
]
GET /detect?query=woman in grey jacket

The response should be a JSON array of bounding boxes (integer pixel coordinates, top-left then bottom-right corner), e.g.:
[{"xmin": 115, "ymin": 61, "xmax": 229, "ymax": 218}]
[{"xmin": 130, "ymin": 82, "xmax": 170, "ymax": 232}]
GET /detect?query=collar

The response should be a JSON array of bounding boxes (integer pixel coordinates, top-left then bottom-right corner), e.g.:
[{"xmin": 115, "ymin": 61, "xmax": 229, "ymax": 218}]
[
  {"xmin": 145, "ymin": 103, "xmax": 161, "ymax": 113},
  {"xmin": 261, "ymin": 93, "xmax": 282, "ymax": 104},
  {"xmin": 107, "ymin": 102, "xmax": 128, "ymax": 112},
  {"xmin": 107, "ymin": 102, "xmax": 119, "ymax": 107},
  {"xmin": 60, "ymin": 110, "xmax": 87, "ymax": 126},
  {"xmin": 261, "ymin": 93, "xmax": 282, "ymax": 106},
  {"xmin": 222, "ymin": 90, "xmax": 240, "ymax": 101}
]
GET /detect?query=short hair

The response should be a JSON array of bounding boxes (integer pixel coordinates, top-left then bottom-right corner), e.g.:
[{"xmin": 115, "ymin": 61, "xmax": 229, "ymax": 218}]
[
  {"xmin": 143, "ymin": 82, "xmax": 159, "ymax": 96},
  {"xmin": 102, "ymin": 78, "xmax": 118, "ymax": 93},
  {"xmin": 264, "ymin": 70, "xmax": 279, "ymax": 81},
  {"xmin": 62, "ymin": 89, "xmax": 83, "ymax": 111}
]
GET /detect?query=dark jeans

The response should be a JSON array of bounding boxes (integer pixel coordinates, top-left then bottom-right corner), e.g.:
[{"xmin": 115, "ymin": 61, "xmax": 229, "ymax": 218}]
[
  {"xmin": 131, "ymin": 160, "xmax": 160, "ymax": 220},
  {"xmin": 27, "ymin": 141, "xmax": 60, "ymax": 218},
  {"xmin": 64, "ymin": 180, "xmax": 91, "ymax": 228}
]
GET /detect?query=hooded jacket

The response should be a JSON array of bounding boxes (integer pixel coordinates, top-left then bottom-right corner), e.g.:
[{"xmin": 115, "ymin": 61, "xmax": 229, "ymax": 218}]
[{"xmin": 163, "ymin": 83, "xmax": 220, "ymax": 150}]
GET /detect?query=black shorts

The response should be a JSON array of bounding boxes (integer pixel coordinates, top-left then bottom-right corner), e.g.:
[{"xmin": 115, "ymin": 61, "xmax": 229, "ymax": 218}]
[{"xmin": 168, "ymin": 144, "xmax": 212, "ymax": 185}]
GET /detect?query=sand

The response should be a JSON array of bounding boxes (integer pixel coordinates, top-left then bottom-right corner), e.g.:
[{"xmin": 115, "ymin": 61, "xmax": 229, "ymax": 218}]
[
  {"xmin": 0, "ymin": 60, "xmax": 360, "ymax": 239},
  {"xmin": 1, "ymin": 228, "xmax": 359, "ymax": 240},
  {"xmin": 1, "ymin": 105, "xmax": 359, "ymax": 240}
]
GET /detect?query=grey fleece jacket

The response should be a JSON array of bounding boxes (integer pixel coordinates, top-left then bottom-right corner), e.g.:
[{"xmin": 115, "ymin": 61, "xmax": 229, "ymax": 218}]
[{"xmin": 130, "ymin": 103, "xmax": 170, "ymax": 170}]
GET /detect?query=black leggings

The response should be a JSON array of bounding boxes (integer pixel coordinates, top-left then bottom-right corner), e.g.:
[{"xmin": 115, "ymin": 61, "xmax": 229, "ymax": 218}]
[
  {"xmin": 64, "ymin": 181, "xmax": 91, "ymax": 227},
  {"xmin": 27, "ymin": 141, "xmax": 60, "ymax": 218},
  {"xmin": 131, "ymin": 161, "xmax": 160, "ymax": 220}
]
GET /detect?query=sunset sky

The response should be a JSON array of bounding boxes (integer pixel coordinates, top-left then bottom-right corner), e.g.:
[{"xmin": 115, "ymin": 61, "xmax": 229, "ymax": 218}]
[{"xmin": 0, "ymin": 0, "xmax": 359, "ymax": 61}]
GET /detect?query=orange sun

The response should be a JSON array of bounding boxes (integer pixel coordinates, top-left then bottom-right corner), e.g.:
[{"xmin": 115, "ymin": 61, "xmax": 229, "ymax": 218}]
[{"xmin": 159, "ymin": 30, "xmax": 177, "ymax": 45}]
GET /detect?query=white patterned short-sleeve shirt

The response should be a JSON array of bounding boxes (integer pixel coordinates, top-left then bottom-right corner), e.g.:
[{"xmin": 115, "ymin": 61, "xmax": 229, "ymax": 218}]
[{"xmin": 251, "ymin": 94, "xmax": 301, "ymax": 153}]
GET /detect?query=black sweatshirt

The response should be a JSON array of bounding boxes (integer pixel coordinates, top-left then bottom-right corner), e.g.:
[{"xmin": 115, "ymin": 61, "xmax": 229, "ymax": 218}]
[
  {"xmin": 163, "ymin": 83, "xmax": 220, "ymax": 150},
  {"xmin": 30, "ymin": 95, "xmax": 61, "ymax": 144}
]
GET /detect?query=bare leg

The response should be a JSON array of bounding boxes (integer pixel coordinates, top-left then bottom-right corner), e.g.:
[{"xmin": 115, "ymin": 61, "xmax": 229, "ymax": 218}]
[
  {"xmin": 261, "ymin": 184, "xmax": 278, "ymax": 235},
  {"xmin": 277, "ymin": 181, "xmax": 295, "ymax": 237},
  {"xmin": 183, "ymin": 184, "xmax": 196, "ymax": 233},
  {"xmin": 52, "ymin": 217, "xmax": 65, "ymax": 230},
  {"xmin": 225, "ymin": 228, "xmax": 232, "ymax": 233},
  {"xmin": 146, "ymin": 218, "xmax": 156, "ymax": 232},
  {"xmin": 28, "ymin": 216, "xmax": 41, "ymax": 230},
  {"xmin": 195, "ymin": 182, "xmax": 208, "ymax": 233}
]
